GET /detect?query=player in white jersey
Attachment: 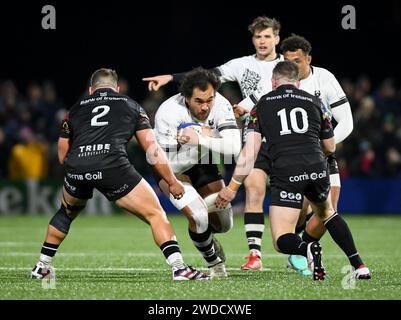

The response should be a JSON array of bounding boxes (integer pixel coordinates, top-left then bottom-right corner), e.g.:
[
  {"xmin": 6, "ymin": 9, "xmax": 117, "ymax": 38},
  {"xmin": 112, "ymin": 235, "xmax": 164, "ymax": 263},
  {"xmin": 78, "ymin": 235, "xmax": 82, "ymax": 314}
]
[
  {"xmin": 280, "ymin": 34, "xmax": 356, "ymax": 275},
  {"xmin": 144, "ymin": 16, "xmax": 283, "ymax": 271},
  {"xmin": 153, "ymin": 68, "xmax": 241, "ymax": 278}
]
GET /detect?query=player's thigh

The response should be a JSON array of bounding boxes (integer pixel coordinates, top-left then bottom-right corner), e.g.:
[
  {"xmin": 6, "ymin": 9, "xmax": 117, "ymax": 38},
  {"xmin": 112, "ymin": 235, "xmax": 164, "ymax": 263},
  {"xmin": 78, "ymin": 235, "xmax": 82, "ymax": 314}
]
[
  {"xmin": 309, "ymin": 196, "xmax": 335, "ymax": 221},
  {"xmin": 62, "ymin": 173, "xmax": 93, "ymax": 218},
  {"xmin": 62, "ymin": 187, "xmax": 88, "ymax": 207},
  {"xmin": 184, "ymin": 163, "xmax": 222, "ymax": 192},
  {"xmin": 198, "ymin": 180, "xmax": 234, "ymax": 232},
  {"xmin": 116, "ymin": 179, "xmax": 167, "ymax": 222},
  {"xmin": 251, "ymin": 141, "xmax": 271, "ymax": 180},
  {"xmin": 269, "ymin": 205, "xmax": 300, "ymax": 243},
  {"xmin": 197, "ymin": 180, "xmax": 224, "ymax": 198},
  {"xmin": 182, "ymin": 163, "xmax": 224, "ymax": 208}
]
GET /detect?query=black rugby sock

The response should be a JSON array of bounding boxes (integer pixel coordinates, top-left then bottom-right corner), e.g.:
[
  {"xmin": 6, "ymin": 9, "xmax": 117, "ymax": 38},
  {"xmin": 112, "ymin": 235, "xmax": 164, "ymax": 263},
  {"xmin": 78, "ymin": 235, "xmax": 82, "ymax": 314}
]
[
  {"xmin": 324, "ymin": 213, "xmax": 364, "ymax": 269},
  {"xmin": 276, "ymin": 233, "xmax": 308, "ymax": 257}
]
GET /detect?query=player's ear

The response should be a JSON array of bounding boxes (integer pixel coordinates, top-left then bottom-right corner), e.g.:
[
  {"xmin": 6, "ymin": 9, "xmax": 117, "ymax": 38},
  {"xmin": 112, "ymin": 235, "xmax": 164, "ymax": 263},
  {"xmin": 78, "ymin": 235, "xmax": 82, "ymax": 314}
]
[
  {"xmin": 295, "ymin": 80, "xmax": 301, "ymax": 88},
  {"xmin": 272, "ymin": 78, "xmax": 277, "ymax": 90},
  {"xmin": 116, "ymin": 86, "xmax": 120, "ymax": 93},
  {"xmin": 89, "ymin": 87, "xmax": 93, "ymax": 95},
  {"xmin": 307, "ymin": 54, "xmax": 312, "ymax": 65},
  {"xmin": 275, "ymin": 35, "xmax": 280, "ymax": 46}
]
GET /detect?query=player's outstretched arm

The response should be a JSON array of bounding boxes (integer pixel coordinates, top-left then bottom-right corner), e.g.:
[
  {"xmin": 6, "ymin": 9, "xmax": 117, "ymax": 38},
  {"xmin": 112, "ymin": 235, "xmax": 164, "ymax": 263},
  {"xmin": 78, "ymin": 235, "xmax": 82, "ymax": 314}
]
[
  {"xmin": 215, "ymin": 132, "xmax": 262, "ymax": 209},
  {"xmin": 321, "ymin": 137, "xmax": 336, "ymax": 156},
  {"xmin": 142, "ymin": 75, "xmax": 173, "ymax": 91},
  {"xmin": 331, "ymin": 102, "xmax": 353, "ymax": 144},
  {"xmin": 143, "ymin": 68, "xmax": 221, "ymax": 92},
  {"xmin": 136, "ymin": 128, "xmax": 184, "ymax": 199}
]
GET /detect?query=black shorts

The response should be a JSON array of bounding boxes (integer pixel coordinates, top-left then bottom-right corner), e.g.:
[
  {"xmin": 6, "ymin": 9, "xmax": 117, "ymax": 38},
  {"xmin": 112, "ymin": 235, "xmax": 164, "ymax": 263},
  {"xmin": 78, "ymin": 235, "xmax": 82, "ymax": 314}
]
[
  {"xmin": 254, "ymin": 141, "xmax": 271, "ymax": 174},
  {"xmin": 63, "ymin": 165, "xmax": 142, "ymax": 201},
  {"xmin": 184, "ymin": 163, "xmax": 223, "ymax": 189},
  {"xmin": 269, "ymin": 162, "xmax": 331, "ymax": 209},
  {"xmin": 327, "ymin": 154, "xmax": 339, "ymax": 175},
  {"xmin": 153, "ymin": 163, "xmax": 222, "ymax": 190}
]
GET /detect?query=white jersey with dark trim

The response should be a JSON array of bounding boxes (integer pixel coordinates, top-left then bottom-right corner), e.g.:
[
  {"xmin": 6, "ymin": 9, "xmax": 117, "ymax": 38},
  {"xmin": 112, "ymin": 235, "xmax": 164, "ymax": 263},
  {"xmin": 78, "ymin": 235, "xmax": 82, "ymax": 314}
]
[
  {"xmin": 217, "ymin": 54, "xmax": 284, "ymax": 111},
  {"xmin": 154, "ymin": 92, "xmax": 238, "ymax": 174},
  {"xmin": 300, "ymin": 66, "xmax": 347, "ymax": 110},
  {"xmin": 300, "ymin": 66, "xmax": 353, "ymax": 144}
]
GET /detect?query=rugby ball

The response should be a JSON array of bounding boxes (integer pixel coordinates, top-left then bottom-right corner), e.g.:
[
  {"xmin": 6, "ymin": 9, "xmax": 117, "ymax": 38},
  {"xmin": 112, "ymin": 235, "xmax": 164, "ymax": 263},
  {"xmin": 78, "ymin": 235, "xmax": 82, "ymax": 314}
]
[{"xmin": 177, "ymin": 122, "xmax": 202, "ymax": 134}]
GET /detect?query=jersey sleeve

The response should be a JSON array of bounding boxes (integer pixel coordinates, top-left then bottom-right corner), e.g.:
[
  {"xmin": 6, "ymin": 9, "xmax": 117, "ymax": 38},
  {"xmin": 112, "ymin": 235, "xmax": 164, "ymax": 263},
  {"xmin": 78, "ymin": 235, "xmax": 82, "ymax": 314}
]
[
  {"xmin": 59, "ymin": 113, "xmax": 72, "ymax": 138},
  {"xmin": 154, "ymin": 106, "xmax": 179, "ymax": 150},
  {"xmin": 324, "ymin": 70, "xmax": 348, "ymax": 109},
  {"xmin": 134, "ymin": 106, "xmax": 152, "ymax": 132},
  {"xmin": 215, "ymin": 96, "xmax": 238, "ymax": 132},
  {"xmin": 217, "ymin": 57, "xmax": 242, "ymax": 83}
]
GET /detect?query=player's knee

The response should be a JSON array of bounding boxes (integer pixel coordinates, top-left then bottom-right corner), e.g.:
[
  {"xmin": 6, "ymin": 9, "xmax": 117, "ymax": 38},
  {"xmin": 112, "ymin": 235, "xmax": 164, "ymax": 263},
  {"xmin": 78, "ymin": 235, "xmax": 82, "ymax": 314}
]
[
  {"xmin": 144, "ymin": 208, "xmax": 168, "ymax": 223},
  {"xmin": 203, "ymin": 193, "xmax": 233, "ymax": 233},
  {"xmin": 244, "ymin": 181, "xmax": 266, "ymax": 203},
  {"xmin": 49, "ymin": 204, "xmax": 74, "ymax": 234},
  {"xmin": 65, "ymin": 201, "xmax": 86, "ymax": 218},
  {"xmin": 210, "ymin": 207, "xmax": 233, "ymax": 233},
  {"xmin": 187, "ymin": 198, "xmax": 209, "ymax": 234}
]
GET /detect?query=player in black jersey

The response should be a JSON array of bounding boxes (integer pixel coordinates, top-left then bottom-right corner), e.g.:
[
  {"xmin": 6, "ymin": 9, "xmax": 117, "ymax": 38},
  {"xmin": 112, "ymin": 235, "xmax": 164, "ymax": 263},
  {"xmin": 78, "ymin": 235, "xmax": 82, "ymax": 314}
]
[
  {"xmin": 30, "ymin": 68, "xmax": 208, "ymax": 281},
  {"xmin": 216, "ymin": 61, "xmax": 370, "ymax": 280}
]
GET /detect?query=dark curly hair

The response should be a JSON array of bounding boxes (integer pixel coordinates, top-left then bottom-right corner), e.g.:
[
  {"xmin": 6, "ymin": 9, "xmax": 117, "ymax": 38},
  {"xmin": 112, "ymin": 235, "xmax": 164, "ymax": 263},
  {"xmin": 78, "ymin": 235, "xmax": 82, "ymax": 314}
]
[
  {"xmin": 179, "ymin": 67, "xmax": 221, "ymax": 98},
  {"xmin": 280, "ymin": 34, "xmax": 312, "ymax": 55}
]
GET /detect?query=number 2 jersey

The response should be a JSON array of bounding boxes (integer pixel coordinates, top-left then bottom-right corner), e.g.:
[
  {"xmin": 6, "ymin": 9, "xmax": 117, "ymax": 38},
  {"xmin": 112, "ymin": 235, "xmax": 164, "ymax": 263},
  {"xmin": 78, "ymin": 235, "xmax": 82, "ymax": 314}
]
[
  {"xmin": 60, "ymin": 88, "xmax": 151, "ymax": 173},
  {"xmin": 248, "ymin": 85, "xmax": 334, "ymax": 168}
]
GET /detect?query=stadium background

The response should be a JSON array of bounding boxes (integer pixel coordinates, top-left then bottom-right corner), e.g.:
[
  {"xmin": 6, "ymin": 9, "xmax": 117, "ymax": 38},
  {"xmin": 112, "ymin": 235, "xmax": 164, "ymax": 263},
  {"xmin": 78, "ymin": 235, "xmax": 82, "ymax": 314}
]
[{"xmin": 1, "ymin": 1, "xmax": 400, "ymax": 214}]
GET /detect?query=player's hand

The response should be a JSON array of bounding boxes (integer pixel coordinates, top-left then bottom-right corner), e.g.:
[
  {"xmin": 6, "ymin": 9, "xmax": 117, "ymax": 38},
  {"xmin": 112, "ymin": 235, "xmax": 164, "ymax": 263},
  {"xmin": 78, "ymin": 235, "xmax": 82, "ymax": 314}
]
[
  {"xmin": 169, "ymin": 179, "xmax": 185, "ymax": 200},
  {"xmin": 142, "ymin": 75, "xmax": 172, "ymax": 91},
  {"xmin": 215, "ymin": 187, "xmax": 236, "ymax": 209},
  {"xmin": 177, "ymin": 127, "xmax": 200, "ymax": 145},
  {"xmin": 233, "ymin": 104, "xmax": 247, "ymax": 119},
  {"xmin": 201, "ymin": 126, "xmax": 214, "ymax": 137}
]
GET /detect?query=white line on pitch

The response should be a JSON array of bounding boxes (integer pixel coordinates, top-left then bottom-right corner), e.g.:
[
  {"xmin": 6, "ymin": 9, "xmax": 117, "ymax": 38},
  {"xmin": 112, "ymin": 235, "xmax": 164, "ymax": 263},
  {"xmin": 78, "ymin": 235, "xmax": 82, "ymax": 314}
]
[
  {"xmin": 0, "ymin": 267, "xmax": 268, "ymax": 272},
  {"xmin": 0, "ymin": 252, "xmax": 284, "ymax": 258}
]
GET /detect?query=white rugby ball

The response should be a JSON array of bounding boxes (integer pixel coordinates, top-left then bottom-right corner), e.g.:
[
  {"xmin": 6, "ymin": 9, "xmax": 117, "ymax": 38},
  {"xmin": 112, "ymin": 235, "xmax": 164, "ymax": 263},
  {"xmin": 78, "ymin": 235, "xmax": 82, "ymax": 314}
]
[{"xmin": 177, "ymin": 122, "xmax": 203, "ymax": 134}]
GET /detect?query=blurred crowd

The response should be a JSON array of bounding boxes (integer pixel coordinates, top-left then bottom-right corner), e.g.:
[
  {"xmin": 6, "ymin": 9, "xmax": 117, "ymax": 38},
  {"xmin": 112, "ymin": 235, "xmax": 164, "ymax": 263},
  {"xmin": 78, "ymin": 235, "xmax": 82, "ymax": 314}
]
[{"xmin": 1, "ymin": 75, "xmax": 401, "ymax": 181}]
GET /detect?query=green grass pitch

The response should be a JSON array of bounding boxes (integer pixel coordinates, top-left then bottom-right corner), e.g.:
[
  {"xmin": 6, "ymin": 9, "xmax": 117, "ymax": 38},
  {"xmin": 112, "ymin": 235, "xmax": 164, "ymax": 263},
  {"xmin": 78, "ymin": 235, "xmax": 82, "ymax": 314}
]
[{"xmin": 1, "ymin": 214, "xmax": 400, "ymax": 300}]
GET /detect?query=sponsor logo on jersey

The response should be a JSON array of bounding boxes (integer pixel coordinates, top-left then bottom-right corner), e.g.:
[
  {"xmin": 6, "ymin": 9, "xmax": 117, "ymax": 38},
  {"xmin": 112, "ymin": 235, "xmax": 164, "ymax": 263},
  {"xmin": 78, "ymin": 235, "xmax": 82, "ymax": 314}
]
[
  {"xmin": 279, "ymin": 190, "xmax": 302, "ymax": 203},
  {"xmin": 84, "ymin": 172, "xmax": 103, "ymax": 180},
  {"xmin": 61, "ymin": 120, "xmax": 70, "ymax": 134},
  {"xmin": 289, "ymin": 170, "xmax": 327, "ymax": 182},
  {"xmin": 67, "ymin": 172, "xmax": 103, "ymax": 181},
  {"xmin": 106, "ymin": 183, "xmax": 129, "ymax": 198},
  {"xmin": 64, "ymin": 177, "xmax": 76, "ymax": 192},
  {"xmin": 78, "ymin": 144, "xmax": 110, "ymax": 157}
]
